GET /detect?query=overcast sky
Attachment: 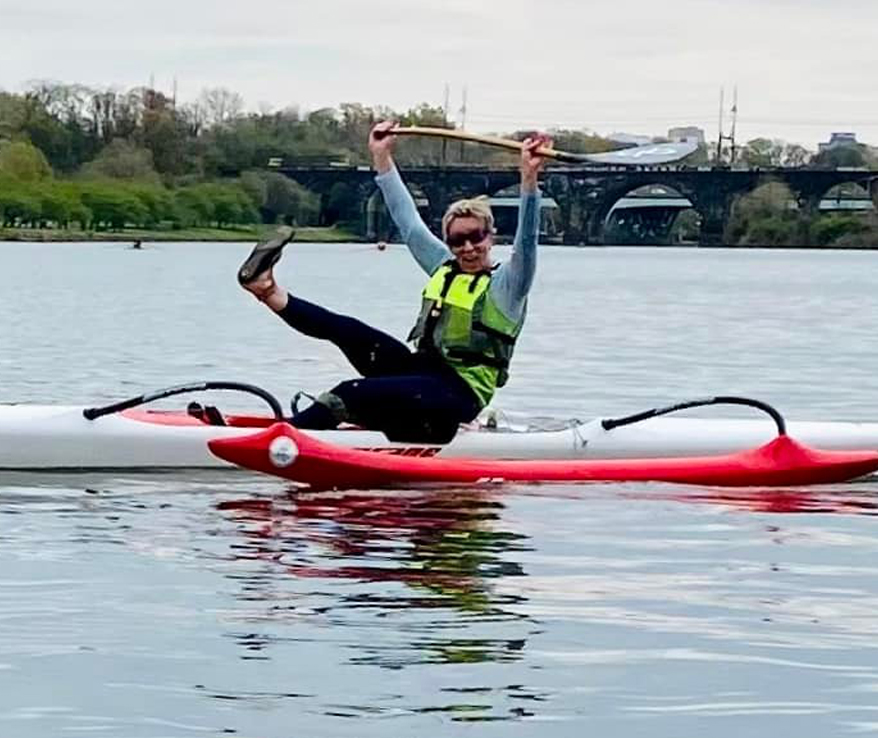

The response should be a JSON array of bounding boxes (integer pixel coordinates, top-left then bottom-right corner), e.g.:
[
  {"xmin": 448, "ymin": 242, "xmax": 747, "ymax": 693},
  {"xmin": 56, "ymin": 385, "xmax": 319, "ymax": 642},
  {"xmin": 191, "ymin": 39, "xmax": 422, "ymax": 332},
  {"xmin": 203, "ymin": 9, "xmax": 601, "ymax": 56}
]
[{"xmin": 1, "ymin": 0, "xmax": 876, "ymax": 149}]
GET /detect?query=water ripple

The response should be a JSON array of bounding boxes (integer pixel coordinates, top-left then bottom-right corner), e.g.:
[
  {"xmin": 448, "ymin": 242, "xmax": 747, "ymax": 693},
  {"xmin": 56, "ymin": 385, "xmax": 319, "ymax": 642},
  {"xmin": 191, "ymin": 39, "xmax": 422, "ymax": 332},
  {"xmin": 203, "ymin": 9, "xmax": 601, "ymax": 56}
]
[{"xmin": 6, "ymin": 245, "xmax": 878, "ymax": 735}]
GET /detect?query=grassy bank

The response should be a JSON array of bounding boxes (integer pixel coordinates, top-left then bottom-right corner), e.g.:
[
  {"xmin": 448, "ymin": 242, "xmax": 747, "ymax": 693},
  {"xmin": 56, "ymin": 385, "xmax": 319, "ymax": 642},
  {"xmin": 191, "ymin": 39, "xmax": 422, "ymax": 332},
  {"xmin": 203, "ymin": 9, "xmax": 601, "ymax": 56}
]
[{"xmin": 0, "ymin": 224, "xmax": 361, "ymax": 243}]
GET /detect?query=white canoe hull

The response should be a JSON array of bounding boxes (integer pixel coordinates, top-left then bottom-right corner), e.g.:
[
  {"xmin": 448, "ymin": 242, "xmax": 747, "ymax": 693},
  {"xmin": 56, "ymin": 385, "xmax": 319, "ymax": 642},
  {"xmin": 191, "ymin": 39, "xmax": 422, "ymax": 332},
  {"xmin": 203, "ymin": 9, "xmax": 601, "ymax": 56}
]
[{"xmin": 4, "ymin": 404, "xmax": 878, "ymax": 471}]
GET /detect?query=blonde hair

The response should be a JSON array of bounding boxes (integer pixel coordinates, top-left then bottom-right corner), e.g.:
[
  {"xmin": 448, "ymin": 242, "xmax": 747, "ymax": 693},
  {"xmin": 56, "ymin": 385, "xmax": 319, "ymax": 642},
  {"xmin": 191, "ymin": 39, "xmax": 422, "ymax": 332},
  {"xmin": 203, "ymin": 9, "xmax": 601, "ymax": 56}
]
[{"xmin": 441, "ymin": 196, "xmax": 495, "ymax": 240}]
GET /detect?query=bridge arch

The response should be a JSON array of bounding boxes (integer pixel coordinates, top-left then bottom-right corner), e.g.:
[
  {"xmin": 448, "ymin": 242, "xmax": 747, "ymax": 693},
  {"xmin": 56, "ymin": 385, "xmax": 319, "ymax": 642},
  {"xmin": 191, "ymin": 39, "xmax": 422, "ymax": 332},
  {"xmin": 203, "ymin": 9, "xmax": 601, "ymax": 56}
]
[
  {"xmin": 604, "ymin": 184, "xmax": 700, "ymax": 245},
  {"xmin": 580, "ymin": 176, "xmax": 713, "ymax": 246},
  {"xmin": 813, "ymin": 181, "xmax": 876, "ymax": 214}
]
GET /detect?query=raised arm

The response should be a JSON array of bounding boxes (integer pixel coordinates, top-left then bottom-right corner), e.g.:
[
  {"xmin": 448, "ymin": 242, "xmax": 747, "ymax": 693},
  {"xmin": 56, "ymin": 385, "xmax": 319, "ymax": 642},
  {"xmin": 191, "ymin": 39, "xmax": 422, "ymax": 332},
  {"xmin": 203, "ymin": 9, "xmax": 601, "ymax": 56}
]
[
  {"xmin": 370, "ymin": 122, "xmax": 450, "ymax": 276},
  {"xmin": 490, "ymin": 135, "xmax": 551, "ymax": 319}
]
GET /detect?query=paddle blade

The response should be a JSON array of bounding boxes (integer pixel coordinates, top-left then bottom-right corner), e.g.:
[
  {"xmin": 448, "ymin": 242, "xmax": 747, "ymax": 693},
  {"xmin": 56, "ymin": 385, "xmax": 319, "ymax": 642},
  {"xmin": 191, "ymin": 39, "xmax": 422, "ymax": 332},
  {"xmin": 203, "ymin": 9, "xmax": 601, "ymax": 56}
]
[{"xmin": 584, "ymin": 141, "xmax": 699, "ymax": 166}]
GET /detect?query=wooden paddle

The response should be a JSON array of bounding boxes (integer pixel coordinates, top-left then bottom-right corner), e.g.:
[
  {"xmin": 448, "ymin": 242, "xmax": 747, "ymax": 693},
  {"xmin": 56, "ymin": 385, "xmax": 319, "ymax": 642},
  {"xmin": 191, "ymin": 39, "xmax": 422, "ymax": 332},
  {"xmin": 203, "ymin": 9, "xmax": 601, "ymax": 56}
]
[
  {"xmin": 375, "ymin": 126, "xmax": 581, "ymax": 163},
  {"xmin": 373, "ymin": 126, "xmax": 697, "ymax": 166}
]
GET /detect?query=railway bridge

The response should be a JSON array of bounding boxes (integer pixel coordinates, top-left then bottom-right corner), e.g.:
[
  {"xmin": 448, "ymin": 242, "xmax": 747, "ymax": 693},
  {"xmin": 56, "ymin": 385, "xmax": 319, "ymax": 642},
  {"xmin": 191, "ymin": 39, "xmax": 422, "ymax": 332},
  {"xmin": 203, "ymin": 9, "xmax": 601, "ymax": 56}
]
[{"xmin": 273, "ymin": 164, "xmax": 878, "ymax": 245}]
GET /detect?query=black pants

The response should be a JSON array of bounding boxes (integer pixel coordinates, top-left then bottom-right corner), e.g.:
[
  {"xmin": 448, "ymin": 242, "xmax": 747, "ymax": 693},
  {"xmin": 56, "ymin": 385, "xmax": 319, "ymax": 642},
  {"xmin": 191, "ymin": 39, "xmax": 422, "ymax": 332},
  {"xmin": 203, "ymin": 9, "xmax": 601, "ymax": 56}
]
[{"xmin": 276, "ymin": 295, "xmax": 482, "ymax": 442}]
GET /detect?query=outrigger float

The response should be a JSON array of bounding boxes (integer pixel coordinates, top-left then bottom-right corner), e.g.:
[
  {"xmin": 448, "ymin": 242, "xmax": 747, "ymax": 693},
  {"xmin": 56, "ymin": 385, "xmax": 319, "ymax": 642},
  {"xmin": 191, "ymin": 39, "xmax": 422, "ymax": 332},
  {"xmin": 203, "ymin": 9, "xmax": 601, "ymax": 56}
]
[{"xmin": 3, "ymin": 382, "xmax": 878, "ymax": 488}]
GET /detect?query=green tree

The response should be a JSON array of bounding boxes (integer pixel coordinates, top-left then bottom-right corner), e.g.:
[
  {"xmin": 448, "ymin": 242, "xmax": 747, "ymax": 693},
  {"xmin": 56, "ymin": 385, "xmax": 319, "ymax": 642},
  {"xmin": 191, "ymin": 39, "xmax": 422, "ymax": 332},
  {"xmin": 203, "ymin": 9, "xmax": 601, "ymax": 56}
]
[
  {"xmin": 22, "ymin": 82, "xmax": 99, "ymax": 171},
  {"xmin": 543, "ymin": 129, "xmax": 617, "ymax": 155},
  {"xmin": 0, "ymin": 92, "xmax": 28, "ymax": 140},
  {"xmin": 38, "ymin": 183, "xmax": 87, "ymax": 228},
  {"xmin": 239, "ymin": 170, "xmax": 268, "ymax": 214},
  {"xmin": 79, "ymin": 182, "xmax": 149, "ymax": 230},
  {"xmin": 187, "ymin": 182, "xmax": 258, "ymax": 227},
  {"xmin": 782, "ymin": 144, "xmax": 811, "ymax": 167},
  {"xmin": 0, "ymin": 140, "xmax": 52, "ymax": 181},
  {"xmin": 324, "ymin": 181, "xmax": 358, "ymax": 225},
  {"xmin": 812, "ymin": 145, "xmax": 868, "ymax": 169},
  {"xmin": 738, "ymin": 138, "xmax": 812, "ymax": 168},
  {"xmin": 140, "ymin": 89, "xmax": 191, "ymax": 175},
  {"xmin": 740, "ymin": 138, "xmax": 783, "ymax": 168},
  {"xmin": 725, "ymin": 181, "xmax": 806, "ymax": 246},
  {"xmin": 257, "ymin": 171, "xmax": 319, "ymax": 225},
  {"xmin": 0, "ymin": 185, "xmax": 42, "ymax": 226},
  {"xmin": 810, "ymin": 214, "xmax": 869, "ymax": 246},
  {"xmin": 80, "ymin": 139, "xmax": 161, "ymax": 182},
  {"xmin": 197, "ymin": 87, "xmax": 245, "ymax": 128},
  {"xmin": 176, "ymin": 185, "xmax": 215, "ymax": 227},
  {"xmin": 130, "ymin": 184, "xmax": 175, "ymax": 227}
]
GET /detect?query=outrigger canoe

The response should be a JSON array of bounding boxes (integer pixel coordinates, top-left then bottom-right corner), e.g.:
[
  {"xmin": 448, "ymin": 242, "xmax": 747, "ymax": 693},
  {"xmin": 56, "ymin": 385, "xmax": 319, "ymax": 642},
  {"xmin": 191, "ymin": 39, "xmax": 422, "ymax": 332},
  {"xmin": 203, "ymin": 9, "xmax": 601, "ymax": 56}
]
[{"xmin": 3, "ymin": 381, "xmax": 878, "ymax": 487}]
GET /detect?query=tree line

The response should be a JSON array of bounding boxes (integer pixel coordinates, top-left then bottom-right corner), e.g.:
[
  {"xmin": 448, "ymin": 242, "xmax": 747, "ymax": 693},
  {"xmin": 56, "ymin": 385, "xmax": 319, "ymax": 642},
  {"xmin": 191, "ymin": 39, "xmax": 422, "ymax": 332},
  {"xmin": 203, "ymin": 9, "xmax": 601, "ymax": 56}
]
[
  {"xmin": 724, "ymin": 182, "xmax": 878, "ymax": 248},
  {"xmin": 0, "ymin": 80, "xmax": 876, "ymax": 240},
  {"xmin": 0, "ymin": 82, "xmax": 618, "ymax": 232},
  {"xmin": 0, "ymin": 84, "xmax": 374, "ymax": 230}
]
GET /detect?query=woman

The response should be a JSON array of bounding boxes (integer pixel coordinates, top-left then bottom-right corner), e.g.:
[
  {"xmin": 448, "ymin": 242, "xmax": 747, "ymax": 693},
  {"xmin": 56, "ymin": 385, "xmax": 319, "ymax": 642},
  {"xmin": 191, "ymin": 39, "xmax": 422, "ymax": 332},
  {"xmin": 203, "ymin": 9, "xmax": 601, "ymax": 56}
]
[{"xmin": 239, "ymin": 121, "xmax": 550, "ymax": 442}]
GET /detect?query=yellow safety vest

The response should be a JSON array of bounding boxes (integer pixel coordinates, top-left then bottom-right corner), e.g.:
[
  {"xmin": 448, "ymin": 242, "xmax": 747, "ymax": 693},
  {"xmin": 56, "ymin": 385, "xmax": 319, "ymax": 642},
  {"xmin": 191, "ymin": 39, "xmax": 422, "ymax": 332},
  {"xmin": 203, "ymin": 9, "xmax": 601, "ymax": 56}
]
[{"xmin": 408, "ymin": 263, "xmax": 524, "ymax": 407}]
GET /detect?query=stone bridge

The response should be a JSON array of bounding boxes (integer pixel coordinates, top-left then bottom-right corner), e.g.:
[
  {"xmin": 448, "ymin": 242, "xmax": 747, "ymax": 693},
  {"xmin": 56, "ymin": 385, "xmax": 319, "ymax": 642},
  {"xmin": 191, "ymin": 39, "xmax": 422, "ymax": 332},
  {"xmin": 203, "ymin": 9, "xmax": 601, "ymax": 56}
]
[{"xmin": 274, "ymin": 164, "xmax": 878, "ymax": 245}]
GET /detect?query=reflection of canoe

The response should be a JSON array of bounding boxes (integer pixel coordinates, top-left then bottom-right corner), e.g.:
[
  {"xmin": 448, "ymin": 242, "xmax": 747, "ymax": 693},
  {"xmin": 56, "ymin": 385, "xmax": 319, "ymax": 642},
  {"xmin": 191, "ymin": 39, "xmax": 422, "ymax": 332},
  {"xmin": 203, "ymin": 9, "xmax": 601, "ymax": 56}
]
[{"xmin": 6, "ymin": 401, "xmax": 878, "ymax": 472}]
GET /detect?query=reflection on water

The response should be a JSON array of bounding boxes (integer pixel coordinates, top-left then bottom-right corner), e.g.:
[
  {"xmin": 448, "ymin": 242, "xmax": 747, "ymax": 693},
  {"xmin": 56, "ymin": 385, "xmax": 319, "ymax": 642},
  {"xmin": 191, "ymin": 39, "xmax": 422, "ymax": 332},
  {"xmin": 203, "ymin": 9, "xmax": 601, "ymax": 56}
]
[
  {"xmin": 637, "ymin": 483, "xmax": 878, "ymax": 515},
  {"xmin": 216, "ymin": 488, "xmax": 532, "ymax": 671},
  {"xmin": 4, "ymin": 474, "xmax": 878, "ymax": 734}
]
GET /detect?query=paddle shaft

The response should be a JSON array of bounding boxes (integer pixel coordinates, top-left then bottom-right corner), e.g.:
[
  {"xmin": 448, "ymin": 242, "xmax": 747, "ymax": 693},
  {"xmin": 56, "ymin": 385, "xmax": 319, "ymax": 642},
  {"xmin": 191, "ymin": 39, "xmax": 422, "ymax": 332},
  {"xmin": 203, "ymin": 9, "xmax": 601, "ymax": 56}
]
[{"xmin": 374, "ymin": 126, "xmax": 592, "ymax": 164}]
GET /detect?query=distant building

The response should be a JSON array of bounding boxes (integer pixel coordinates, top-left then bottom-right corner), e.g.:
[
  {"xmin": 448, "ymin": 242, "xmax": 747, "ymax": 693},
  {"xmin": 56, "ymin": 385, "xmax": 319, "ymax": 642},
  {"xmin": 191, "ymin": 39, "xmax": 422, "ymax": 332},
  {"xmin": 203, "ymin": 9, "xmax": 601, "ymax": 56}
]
[
  {"xmin": 667, "ymin": 126, "xmax": 705, "ymax": 145},
  {"xmin": 819, "ymin": 132, "xmax": 859, "ymax": 152}
]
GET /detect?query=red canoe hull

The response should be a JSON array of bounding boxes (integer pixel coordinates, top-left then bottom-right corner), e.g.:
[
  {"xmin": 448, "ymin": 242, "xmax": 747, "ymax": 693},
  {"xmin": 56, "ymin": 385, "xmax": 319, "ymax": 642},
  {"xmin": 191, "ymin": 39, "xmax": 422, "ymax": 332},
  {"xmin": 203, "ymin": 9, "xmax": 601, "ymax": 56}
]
[{"xmin": 208, "ymin": 423, "xmax": 878, "ymax": 489}]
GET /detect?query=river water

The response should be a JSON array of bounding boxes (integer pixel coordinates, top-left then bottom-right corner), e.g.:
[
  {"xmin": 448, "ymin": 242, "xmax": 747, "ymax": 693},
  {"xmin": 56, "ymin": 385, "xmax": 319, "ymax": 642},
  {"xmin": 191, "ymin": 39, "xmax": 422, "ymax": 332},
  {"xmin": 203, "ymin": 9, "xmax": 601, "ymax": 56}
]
[{"xmin": 2, "ymin": 241, "xmax": 878, "ymax": 737}]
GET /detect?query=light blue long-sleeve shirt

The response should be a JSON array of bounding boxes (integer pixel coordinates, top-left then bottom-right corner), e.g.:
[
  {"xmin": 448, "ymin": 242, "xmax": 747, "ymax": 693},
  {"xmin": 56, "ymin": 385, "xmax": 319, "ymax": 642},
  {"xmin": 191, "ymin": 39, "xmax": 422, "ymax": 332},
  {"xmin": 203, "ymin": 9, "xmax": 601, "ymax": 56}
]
[{"xmin": 375, "ymin": 166, "xmax": 540, "ymax": 323}]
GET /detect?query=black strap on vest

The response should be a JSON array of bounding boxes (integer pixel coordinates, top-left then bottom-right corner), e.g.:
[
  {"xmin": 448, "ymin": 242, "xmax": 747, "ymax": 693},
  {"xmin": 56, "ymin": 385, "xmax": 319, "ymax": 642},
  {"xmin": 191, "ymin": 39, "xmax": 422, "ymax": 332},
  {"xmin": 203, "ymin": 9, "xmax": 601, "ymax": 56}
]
[
  {"xmin": 473, "ymin": 320, "xmax": 517, "ymax": 344},
  {"xmin": 446, "ymin": 347, "xmax": 510, "ymax": 370},
  {"xmin": 438, "ymin": 259, "xmax": 494, "ymax": 297},
  {"xmin": 469, "ymin": 271, "xmax": 489, "ymax": 293},
  {"xmin": 439, "ymin": 266, "xmax": 458, "ymax": 300},
  {"xmin": 419, "ymin": 261, "xmax": 502, "ymax": 356}
]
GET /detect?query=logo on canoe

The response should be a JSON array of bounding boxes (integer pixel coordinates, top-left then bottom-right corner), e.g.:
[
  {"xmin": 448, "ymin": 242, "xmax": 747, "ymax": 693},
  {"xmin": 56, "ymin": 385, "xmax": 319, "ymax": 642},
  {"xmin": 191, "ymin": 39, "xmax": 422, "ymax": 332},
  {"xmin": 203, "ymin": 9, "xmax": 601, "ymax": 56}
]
[{"xmin": 355, "ymin": 446, "xmax": 442, "ymax": 457}]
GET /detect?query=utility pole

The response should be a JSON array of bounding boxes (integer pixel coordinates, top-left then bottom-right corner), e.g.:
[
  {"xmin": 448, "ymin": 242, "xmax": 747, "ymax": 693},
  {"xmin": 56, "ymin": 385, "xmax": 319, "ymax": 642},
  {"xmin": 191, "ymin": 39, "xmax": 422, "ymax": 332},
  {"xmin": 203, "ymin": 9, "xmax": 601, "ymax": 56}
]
[
  {"xmin": 442, "ymin": 83, "xmax": 450, "ymax": 165},
  {"xmin": 458, "ymin": 86, "xmax": 468, "ymax": 162},
  {"xmin": 728, "ymin": 86, "xmax": 738, "ymax": 164},
  {"xmin": 716, "ymin": 86, "xmax": 739, "ymax": 165}
]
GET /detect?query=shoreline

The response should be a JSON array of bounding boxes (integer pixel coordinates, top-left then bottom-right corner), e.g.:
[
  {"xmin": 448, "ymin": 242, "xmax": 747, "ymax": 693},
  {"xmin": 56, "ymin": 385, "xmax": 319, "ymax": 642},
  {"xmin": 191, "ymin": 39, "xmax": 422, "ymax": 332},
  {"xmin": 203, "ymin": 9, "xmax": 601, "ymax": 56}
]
[
  {"xmin": 0, "ymin": 225, "xmax": 361, "ymax": 244},
  {"xmin": 1, "ymin": 228, "xmax": 875, "ymax": 250}
]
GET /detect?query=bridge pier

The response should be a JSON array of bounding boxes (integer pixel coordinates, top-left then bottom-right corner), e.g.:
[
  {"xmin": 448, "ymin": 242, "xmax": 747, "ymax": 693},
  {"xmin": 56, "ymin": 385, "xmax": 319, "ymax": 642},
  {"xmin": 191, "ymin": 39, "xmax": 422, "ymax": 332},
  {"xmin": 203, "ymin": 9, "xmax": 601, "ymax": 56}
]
[
  {"xmin": 698, "ymin": 218, "xmax": 725, "ymax": 246},
  {"xmin": 559, "ymin": 177, "xmax": 616, "ymax": 245},
  {"xmin": 681, "ymin": 177, "xmax": 756, "ymax": 247},
  {"xmin": 364, "ymin": 189, "xmax": 384, "ymax": 241},
  {"xmin": 543, "ymin": 175, "xmax": 577, "ymax": 244},
  {"xmin": 418, "ymin": 182, "xmax": 454, "ymax": 236}
]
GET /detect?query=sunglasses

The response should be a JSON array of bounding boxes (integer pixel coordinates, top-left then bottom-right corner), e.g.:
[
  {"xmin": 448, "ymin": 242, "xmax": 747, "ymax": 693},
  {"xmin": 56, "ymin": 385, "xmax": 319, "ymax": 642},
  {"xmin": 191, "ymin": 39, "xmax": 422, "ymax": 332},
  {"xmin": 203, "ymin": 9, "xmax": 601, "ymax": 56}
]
[{"xmin": 446, "ymin": 228, "xmax": 491, "ymax": 250}]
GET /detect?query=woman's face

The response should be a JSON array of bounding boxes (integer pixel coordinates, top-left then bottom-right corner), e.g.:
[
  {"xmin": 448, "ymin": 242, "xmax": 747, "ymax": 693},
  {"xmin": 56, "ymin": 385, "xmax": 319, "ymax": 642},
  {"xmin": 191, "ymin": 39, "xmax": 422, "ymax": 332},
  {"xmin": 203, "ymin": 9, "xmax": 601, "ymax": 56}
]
[{"xmin": 446, "ymin": 216, "xmax": 493, "ymax": 273}]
